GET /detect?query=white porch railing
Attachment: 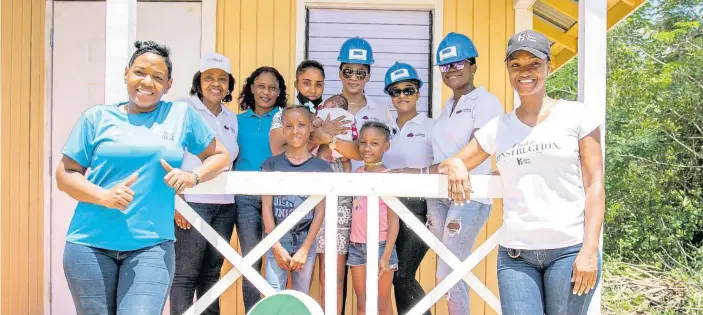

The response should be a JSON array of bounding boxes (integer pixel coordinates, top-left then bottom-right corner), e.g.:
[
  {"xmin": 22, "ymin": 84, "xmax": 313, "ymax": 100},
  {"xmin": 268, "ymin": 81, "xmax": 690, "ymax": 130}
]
[{"xmin": 176, "ymin": 172, "xmax": 503, "ymax": 315}]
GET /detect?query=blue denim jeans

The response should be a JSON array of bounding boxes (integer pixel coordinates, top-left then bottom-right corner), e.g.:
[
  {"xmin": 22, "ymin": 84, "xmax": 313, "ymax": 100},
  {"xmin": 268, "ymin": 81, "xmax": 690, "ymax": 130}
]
[
  {"xmin": 265, "ymin": 231, "xmax": 317, "ymax": 294},
  {"xmin": 498, "ymin": 243, "xmax": 602, "ymax": 315},
  {"xmin": 233, "ymin": 195, "xmax": 265, "ymax": 312},
  {"xmin": 426, "ymin": 199, "xmax": 492, "ymax": 315},
  {"xmin": 170, "ymin": 202, "xmax": 237, "ymax": 315},
  {"xmin": 63, "ymin": 241, "xmax": 175, "ymax": 315}
]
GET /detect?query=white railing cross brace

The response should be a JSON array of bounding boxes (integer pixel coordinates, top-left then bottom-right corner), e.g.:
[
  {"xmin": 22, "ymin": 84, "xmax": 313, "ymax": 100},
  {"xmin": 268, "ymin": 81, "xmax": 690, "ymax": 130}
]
[{"xmin": 175, "ymin": 172, "xmax": 503, "ymax": 315}]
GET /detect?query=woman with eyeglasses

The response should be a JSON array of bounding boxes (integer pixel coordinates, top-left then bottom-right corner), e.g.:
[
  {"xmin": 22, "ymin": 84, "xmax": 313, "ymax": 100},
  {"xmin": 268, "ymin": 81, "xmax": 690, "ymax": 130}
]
[
  {"xmin": 334, "ymin": 36, "xmax": 393, "ymax": 171},
  {"xmin": 395, "ymin": 32, "xmax": 504, "ymax": 315}
]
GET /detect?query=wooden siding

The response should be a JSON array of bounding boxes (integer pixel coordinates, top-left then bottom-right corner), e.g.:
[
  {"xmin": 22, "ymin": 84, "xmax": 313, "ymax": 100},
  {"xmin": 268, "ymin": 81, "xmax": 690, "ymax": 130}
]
[{"xmin": 0, "ymin": 0, "xmax": 46, "ymax": 314}]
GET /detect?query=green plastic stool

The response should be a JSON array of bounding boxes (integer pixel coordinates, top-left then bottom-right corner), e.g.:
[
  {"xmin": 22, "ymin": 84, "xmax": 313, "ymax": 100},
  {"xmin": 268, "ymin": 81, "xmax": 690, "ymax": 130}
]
[{"xmin": 247, "ymin": 290, "xmax": 324, "ymax": 315}]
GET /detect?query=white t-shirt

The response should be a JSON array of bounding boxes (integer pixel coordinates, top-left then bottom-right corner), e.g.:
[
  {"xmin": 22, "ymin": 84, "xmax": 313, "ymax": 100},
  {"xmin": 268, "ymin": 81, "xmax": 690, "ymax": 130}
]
[
  {"xmin": 181, "ymin": 95, "xmax": 239, "ymax": 204},
  {"xmin": 384, "ymin": 114, "xmax": 435, "ymax": 170},
  {"xmin": 351, "ymin": 96, "xmax": 394, "ymax": 171},
  {"xmin": 474, "ymin": 100, "xmax": 601, "ymax": 250},
  {"xmin": 431, "ymin": 87, "xmax": 504, "ymax": 204}
]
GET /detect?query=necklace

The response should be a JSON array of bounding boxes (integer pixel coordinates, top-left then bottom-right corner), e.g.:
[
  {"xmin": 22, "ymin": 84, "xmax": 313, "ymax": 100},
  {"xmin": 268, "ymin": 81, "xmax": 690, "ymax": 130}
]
[{"xmin": 364, "ymin": 161, "xmax": 384, "ymax": 168}]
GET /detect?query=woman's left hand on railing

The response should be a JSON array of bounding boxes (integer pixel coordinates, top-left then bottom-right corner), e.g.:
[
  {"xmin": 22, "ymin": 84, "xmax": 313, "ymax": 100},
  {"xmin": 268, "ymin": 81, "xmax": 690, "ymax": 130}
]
[
  {"xmin": 161, "ymin": 159, "xmax": 197, "ymax": 194},
  {"xmin": 439, "ymin": 157, "xmax": 472, "ymax": 205},
  {"xmin": 290, "ymin": 246, "xmax": 310, "ymax": 271}
]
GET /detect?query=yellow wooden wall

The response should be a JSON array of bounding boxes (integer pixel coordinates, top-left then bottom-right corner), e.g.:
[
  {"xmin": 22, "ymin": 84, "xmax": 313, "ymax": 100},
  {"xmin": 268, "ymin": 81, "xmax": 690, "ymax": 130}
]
[
  {"xmin": 215, "ymin": 1, "xmax": 514, "ymax": 314},
  {"xmin": 0, "ymin": 0, "xmax": 46, "ymax": 314}
]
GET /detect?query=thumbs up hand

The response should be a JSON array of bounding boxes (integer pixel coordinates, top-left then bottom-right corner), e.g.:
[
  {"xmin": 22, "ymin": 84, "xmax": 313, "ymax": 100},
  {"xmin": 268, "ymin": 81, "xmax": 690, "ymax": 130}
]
[
  {"xmin": 161, "ymin": 159, "xmax": 197, "ymax": 194},
  {"xmin": 99, "ymin": 172, "xmax": 138, "ymax": 211}
]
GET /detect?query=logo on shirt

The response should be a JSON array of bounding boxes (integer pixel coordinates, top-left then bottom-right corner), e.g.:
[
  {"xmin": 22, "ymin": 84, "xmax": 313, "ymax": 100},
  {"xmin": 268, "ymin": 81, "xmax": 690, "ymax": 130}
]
[
  {"xmin": 497, "ymin": 141, "xmax": 562, "ymax": 164},
  {"xmin": 407, "ymin": 132, "xmax": 426, "ymax": 138},
  {"xmin": 224, "ymin": 125, "xmax": 235, "ymax": 133},
  {"xmin": 454, "ymin": 108, "xmax": 470, "ymax": 115},
  {"xmin": 152, "ymin": 126, "xmax": 175, "ymax": 141},
  {"xmin": 104, "ymin": 126, "xmax": 122, "ymax": 137}
]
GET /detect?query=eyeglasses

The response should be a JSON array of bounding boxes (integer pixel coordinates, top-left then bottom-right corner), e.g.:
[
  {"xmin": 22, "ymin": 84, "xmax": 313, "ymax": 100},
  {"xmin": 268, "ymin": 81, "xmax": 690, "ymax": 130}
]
[
  {"xmin": 388, "ymin": 87, "xmax": 418, "ymax": 97},
  {"xmin": 439, "ymin": 60, "xmax": 468, "ymax": 73},
  {"xmin": 342, "ymin": 68, "xmax": 368, "ymax": 80}
]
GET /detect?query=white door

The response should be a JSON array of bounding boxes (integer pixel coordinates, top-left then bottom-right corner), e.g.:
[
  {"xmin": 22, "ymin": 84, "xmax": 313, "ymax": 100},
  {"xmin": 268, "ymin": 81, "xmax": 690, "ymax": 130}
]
[
  {"xmin": 50, "ymin": 2, "xmax": 202, "ymax": 314},
  {"xmin": 306, "ymin": 9, "xmax": 433, "ymax": 116}
]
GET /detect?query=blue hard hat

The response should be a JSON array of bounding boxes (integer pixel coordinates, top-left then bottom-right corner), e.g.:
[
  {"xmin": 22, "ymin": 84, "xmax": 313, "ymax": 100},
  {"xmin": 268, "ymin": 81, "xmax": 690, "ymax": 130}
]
[
  {"xmin": 337, "ymin": 37, "xmax": 374, "ymax": 65},
  {"xmin": 435, "ymin": 32, "xmax": 479, "ymax": 65},
  {"xmin": 384, "ymin": 62, "xmax": 423, "ymax": 94}
]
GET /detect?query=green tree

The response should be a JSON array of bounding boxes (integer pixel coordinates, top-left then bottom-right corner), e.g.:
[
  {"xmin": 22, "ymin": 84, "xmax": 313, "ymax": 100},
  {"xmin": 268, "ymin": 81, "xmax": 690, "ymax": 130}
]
[{"xmin": 547, "ymin": 0, "xmax": 703, "ymax": 263}]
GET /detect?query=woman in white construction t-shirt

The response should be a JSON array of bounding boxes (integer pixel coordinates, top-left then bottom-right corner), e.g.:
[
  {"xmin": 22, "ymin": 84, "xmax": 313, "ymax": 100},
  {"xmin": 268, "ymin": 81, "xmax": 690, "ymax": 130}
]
[{"xmin": 440, "ymin": 30, "xmax": 605, "ymax": 315}]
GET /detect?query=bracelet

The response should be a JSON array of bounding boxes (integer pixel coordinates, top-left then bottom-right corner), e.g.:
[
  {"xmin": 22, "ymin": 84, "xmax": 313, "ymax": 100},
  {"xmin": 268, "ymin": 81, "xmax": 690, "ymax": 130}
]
[{"xmin": 187, "ymin": 170, "xmax": 200, "ymax": 185}]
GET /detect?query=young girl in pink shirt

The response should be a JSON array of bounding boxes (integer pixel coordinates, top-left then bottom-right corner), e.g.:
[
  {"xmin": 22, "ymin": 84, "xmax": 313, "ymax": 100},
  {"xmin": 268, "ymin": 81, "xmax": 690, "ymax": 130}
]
[{"xmin": 348, "ymin": 121, "xmax": 400, "ymax": 315}]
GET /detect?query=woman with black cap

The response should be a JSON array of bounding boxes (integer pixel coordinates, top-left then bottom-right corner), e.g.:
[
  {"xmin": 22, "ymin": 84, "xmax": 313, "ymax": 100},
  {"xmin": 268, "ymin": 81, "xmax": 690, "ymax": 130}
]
[{"xmin": 440, "ymin": 30, "xmax": 604, "ymax": 315}]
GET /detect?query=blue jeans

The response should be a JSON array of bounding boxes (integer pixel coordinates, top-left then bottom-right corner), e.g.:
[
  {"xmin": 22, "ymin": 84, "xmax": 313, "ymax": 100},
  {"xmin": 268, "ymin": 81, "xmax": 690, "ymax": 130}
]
[
  {"xmin": 63, "ymin": 241, "xmax": 175, "ymax": 315},
  {"xmin": 498, "ymin": 243, "xmax": 601, "ymax": 315},
  {"xmin": 426, "ymin": 199, "xmax": 492, "ymax": 315},
  {"xmin": 233, "ymin": 195, "xmax": 265, "ymax": 312},
  {"xmin": 170, "ymin": 202, "xmax": 237, "ymax": 315},
  {"xmin": 265, "ymin": 231, "xmax": 317, "ymax": 293}
]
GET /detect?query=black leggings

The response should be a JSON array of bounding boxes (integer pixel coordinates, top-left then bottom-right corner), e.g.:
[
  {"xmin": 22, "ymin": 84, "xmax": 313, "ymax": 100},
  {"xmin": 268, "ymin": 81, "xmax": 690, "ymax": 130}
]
[{"xmin": 393, "ymin": 197, "xmax": 431, "ymax": 315}]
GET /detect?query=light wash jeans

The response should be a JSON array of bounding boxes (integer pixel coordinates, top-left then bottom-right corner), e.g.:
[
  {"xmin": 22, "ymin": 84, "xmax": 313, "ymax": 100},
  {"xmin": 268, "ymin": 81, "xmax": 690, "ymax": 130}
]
[
  {"xmin": 264, "ymin": 231, "xmax": 317, "ymax": 293},
  {"xmin": 426, "ymin": 199, "xmax": 492, "ymax": 315},
  {"xmin": 63, "ymin": 241, "xmax": 175, "ymax": 315},
  {"xmin": 498, "ymin": 243, "xmax": 601, "ymax": 315}
]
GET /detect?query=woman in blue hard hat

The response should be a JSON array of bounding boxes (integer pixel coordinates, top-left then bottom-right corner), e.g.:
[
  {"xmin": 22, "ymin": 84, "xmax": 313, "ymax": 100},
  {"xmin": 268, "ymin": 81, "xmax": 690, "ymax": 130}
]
[
  {"xmin": 382, "ymin": 62, "xmax": 435, "ymax": 315},
  {"xmin": 334, "ymin": 36, "xmax": 393, "ymax": 171},
  {"xmin": 394, "ymin": 32, "xmax": 504, "ymax": 314},
  {"xmin": 440, "ymin": 29, "xmax": 603, "ymax": 315}
]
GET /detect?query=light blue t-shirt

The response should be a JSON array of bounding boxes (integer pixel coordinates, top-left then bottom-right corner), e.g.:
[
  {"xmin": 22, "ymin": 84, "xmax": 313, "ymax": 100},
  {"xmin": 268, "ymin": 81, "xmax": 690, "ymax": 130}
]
[
  {"xmin": 61, "ymin": 101, "xmax": 215, "ymax": 251},
  {"xmin": 234, "ymin": 107, "xmax": 280, "ymax": 171}
]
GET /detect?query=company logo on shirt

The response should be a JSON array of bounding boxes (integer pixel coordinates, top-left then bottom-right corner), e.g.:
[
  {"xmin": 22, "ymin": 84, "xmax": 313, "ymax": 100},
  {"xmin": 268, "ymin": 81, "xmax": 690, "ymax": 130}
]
[
  {"xmin": 104, "ymin": 126, "xmax": 122, "ymax": 137},
  {"xmin": 497, "ymin": 141, "xmax": 561, "ymax": 163},
  {"xmin": 407, "ymin": 132, "xmax": 426, "ymax": 138},
  {"xmin": 224, "ymin": 125, "xmax": 235, "ymax": 133},
  {"xmin": 152, "ymin": 126, "xmax": 175, "ymax": 141},
  {"xmin": 454, "ymin": 108, "xmax": 470, "ymax": 115},
  {"xmin": 348, "ymin": 49, "xmax": 368, "ymax": 61},
  {"xmin": 439, "ymin": 46, "xmax": 458, "ymax": 61}
]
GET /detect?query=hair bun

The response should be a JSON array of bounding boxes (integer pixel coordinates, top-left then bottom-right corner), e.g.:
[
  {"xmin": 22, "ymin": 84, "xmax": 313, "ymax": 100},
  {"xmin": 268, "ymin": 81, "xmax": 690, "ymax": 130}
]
[{"xmin": 133, "ymin": 40, "xmax": 171, "ymax": 57}]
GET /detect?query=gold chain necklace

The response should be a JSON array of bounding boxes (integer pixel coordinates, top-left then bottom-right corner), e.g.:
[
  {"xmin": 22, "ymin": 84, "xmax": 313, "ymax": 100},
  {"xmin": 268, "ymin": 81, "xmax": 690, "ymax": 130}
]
[{"xmin": 364, "ymin": 161, "xmax": 384, "ymax": 168}]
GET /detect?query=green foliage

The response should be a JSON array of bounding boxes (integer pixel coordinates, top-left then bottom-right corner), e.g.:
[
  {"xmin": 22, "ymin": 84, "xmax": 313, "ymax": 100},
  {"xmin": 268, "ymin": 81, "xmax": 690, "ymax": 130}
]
[{"xmin": 547, "ymin": 0, "xmax": 703, "ymax": 264}]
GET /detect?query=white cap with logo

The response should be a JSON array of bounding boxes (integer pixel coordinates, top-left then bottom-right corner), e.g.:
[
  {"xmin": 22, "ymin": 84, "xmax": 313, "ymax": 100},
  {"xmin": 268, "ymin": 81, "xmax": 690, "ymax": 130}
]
[{"xmin": 200, "ymin": 52, "xmax": 231, "ymax": 74}]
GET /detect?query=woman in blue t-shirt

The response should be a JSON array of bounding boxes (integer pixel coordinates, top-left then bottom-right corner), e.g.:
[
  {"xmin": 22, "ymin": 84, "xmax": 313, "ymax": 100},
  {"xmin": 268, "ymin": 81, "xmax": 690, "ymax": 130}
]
[{"xmin": 56, "ymin": 41, "xmax": 230, "ymax": 315}]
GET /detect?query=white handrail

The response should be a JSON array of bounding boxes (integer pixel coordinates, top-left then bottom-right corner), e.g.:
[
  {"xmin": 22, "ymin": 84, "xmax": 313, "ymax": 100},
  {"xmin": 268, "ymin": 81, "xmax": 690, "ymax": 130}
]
[{"xmin": 176, "ymin": 172, "xmax": 504, "ymax": 315}]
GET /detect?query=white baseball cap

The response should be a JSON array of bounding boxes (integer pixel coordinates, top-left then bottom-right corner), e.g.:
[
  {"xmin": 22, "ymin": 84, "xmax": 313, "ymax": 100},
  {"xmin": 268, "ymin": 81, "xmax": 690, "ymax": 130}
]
[{"xmin": 199, "ymin": 52, "xmax": 232, "ymax": 74}]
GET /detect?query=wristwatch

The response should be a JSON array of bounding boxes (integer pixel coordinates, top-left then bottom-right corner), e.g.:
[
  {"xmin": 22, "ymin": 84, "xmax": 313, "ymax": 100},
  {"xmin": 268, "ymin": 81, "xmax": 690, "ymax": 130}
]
[
  {"xmin": 187, "ymin": 170, "xmax": 200, "ymax": 186},
  {"xmin": 328, "ymin": 137, "xmax": 337, "ymax": 151}
]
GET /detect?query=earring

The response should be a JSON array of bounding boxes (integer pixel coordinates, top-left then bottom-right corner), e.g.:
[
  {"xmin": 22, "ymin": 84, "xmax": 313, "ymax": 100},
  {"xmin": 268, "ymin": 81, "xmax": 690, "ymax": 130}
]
[{"xmin": 124, "ymin": 77, "xmax": 127, "ymax": 83}]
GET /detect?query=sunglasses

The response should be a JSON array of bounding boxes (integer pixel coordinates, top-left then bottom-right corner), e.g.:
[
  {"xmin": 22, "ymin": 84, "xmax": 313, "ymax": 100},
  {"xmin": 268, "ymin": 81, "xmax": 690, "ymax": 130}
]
[
  {"xmin": 388, "ymin": 87, "xmax": 418, "ymax": 97},
  {"xmin": 439, "ymin": 60, "xmax": 468, "ymax": 73},
  {"xmin": 342, "ymin": 68, "xmax": 368, "ymax": 80}
]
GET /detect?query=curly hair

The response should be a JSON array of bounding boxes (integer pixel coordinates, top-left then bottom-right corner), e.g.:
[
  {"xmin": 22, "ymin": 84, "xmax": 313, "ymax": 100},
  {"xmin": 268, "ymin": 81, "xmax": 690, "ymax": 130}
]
[
  {"xmin": 128, "ymin": 40, "xmax": 172, "ymax": 79},
  {"xmin": 238, "ymin": 66, "xmax": 288, "ymax": 112},
  {"xmin": 189, "ymin": 71, "xmax": 236, "ymax": 103}
]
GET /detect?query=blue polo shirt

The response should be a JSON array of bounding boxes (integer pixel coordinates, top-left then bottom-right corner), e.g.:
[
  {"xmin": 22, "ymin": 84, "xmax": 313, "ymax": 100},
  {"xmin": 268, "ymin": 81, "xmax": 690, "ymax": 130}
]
[
  {"xmin": 235, "ymin": 107, "xmax": 280, "ymax": 171},
  {"xmin": 61, "ymin": 101, "xmax": 215, "ymax": 251}
]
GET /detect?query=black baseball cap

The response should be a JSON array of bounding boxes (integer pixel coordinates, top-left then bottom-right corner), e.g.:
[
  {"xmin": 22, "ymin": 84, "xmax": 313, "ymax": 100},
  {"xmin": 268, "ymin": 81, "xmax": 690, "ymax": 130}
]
[{"xmin": 505, "ymin": 30, "xmax": 551, "ymax": 61}]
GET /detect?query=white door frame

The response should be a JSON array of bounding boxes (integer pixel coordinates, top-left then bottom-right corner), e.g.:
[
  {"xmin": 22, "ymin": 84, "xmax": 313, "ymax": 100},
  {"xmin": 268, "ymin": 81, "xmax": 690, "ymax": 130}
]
[
  {"xmin": 43, "ymin": 1, "xmax": 217, "ymax": 313},
  {"xmin": 295, "ymin": 0, "xmax": 444, "ymax": 118}
]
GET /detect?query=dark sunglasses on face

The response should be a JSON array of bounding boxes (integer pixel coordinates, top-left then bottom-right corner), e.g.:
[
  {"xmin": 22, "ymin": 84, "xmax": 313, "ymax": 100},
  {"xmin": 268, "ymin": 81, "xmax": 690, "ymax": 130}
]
[
  {"xmin": 439, "ymin": 60, "xmax": 468, "ymax": 73},
  {"xmin": 389, "ymin": 87, "xmax": 418, "ymax": 97},
  {"xmin": 342, "ymin": 68, "xmax": 368, "ymax": 80}
]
